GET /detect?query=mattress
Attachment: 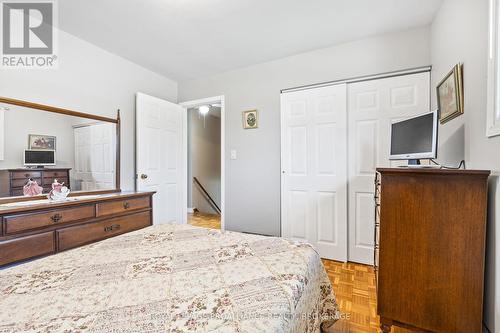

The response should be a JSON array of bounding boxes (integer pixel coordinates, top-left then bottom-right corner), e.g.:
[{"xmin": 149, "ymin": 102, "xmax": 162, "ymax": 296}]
[{"xmin": 0, "ymin": 224, "xmax": 339, "ymax": 332}]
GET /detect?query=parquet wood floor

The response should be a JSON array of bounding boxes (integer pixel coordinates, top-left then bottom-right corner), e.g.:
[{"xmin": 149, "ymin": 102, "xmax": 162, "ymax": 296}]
[
  {"xmin": 322, "ymin": 261, "xmax": 412, "ymax": 333},
  {"xmin": 187, "ymin": 212, "xmax": 221, "ymax": 229},
  {"xmin": 322, "ymin": 260, "xmax": 379, "ymax": 333},
  {"xmin": 187, "ymin": 213, "xmax": 412, "ymax": 333}
]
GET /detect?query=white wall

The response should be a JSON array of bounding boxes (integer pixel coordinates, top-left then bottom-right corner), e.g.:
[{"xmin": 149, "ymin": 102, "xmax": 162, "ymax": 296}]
[
  {"xmin": 188, "ymin": 109, "xmax": 221, "ymax": 214},
  {"xmin": 0, "ymin": 28, "xmax": 178, "ymax": 191},
  {"xmin": 0, "ymin": 110, "xmax": 4, "ymax": 160},
  {"xmin": 179, "ymin": 27, "xmax": 431, "ymax": 236},
  {"xmin": 0, "ymin": 106, "xmax": 74, "ymax": 170},
  {"xmin": 431, "ymin": 0, "xmax": 500, "ymax": 331}
]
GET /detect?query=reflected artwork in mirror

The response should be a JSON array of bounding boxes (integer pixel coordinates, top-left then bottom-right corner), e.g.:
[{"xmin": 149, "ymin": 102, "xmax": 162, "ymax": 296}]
[{"xmin": 0, "ymin": 97, "xmax": 120, "ymax": 201}]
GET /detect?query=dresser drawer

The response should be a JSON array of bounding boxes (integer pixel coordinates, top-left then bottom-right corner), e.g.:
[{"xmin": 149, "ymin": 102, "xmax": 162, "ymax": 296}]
[
  {"xmin": 11, "ymin": 171, "xmax": 42, "ymax": 179},
  {"xmin": 4, "ymin": 205, "xmax": 96, "ymax": 234},
  {"xmin": 57, "ymin": 211, "xmax": 151, "ymax": 251},
  {"xmin": 0, "ymin": 232, "xmax": 55, "ymax": 266},
  {"xmin": 11, "ymin": 189, "xmax": 25, "ymax": 197},
  {"xmin": 43, "ymin": 177, "xmax": 68, "ymax": 186},
  {"xmin": 96, "ymin": 196, "xmax": 150, "ymax": 217},
  {"xmin": 43, "ymin": 170, "xmax": 68, "ymax": 179},
  {"xmin": 11, "ymin": 177, "xmax": 41, "ymax": 188}
]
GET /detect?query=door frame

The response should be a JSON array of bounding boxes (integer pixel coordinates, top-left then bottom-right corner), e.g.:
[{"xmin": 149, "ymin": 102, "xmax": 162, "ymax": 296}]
[{"xmin": 180, "ymin": 96, "xmax": 225, "ymax": 230}]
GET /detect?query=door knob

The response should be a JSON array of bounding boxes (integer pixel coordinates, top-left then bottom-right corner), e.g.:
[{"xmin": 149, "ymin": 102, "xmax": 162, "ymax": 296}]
[{"xmin": 140, "ymin": 174, "xmax": 148, "ymax": 179}]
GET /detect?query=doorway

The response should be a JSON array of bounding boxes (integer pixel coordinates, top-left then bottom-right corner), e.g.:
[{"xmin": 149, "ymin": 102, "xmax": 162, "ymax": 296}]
[{"xmin": 181, "ymin": 96, "xmax": 225, "ymax": 230}]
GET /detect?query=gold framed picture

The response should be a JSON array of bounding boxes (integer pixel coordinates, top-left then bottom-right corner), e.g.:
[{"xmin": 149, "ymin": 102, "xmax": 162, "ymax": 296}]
[
  {"xmin": 437, "ymin": 63, "xmax": 464, "ymax": 124},
  {"xmin": 243, "ymin": 110, "xmax": 258, "ymax": 129}
]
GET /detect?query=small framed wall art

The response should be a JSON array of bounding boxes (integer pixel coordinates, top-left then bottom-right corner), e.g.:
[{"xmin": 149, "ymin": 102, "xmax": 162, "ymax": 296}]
[
  {"xmin": 243, "ymin": 110, "xmax": 258, "ymax": 129},
  {"xmin": 437, "ymin": 63, "xmax": 464, "ymax": 124},
  {"xmin": 29, "ymin": 134, "xmax": 56, "ymax": 150}
]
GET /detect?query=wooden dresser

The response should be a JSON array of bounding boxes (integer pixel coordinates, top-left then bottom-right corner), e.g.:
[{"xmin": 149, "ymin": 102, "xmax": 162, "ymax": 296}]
[
  {"xmin": 375, "ymin": 168, "xmax": 490, "ymax": 333},
  {"xmin": 0, "ymin": 191, "xmax": 154, "ymax": 267},
  {"xmin": 0, "ymin": 168, "xmax": 71, "ymax": 197}
]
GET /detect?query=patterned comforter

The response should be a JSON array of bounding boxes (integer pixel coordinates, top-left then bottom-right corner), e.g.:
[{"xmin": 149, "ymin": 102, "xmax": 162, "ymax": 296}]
[{"xmin": 0, "ymin": 224, "xmax": 339, "ymax": 332}]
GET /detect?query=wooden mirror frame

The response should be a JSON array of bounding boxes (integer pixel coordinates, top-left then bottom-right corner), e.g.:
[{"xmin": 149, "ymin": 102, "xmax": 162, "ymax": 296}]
[{"xmin": 0, "ymin": 96, "xmax": 121, "ymax": 204}]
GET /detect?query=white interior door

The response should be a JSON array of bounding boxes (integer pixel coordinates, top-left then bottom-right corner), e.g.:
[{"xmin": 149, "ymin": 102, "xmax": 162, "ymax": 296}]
[
  {"xmin": 136, "ymin": 92, "xmax": 185, "ymax": 225},
  {"xmin": 74, "ymin": 123, "xmax": 116, "ymax": 191},
  {"xmin": 281, "ymin": 84, "xmax": 348, "ymax": 261},
  {"xmin": 347, "ymin": 72, "xmax": 430, "ymax": 264}
]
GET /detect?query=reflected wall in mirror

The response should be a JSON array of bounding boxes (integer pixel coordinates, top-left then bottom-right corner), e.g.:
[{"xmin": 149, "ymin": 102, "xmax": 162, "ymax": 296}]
[{"xmin": 0, "ymin": 99, "xmax": 119, "ymax": 199}]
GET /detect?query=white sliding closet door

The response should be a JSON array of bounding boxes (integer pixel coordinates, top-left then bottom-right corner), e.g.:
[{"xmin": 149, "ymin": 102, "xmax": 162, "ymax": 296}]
[
  {"xmin": 347, "ymin": 72, "xmax": 430, "ymax": 264},
  {"xmin": 74, "ymin": 123, "xmax": 116, "ymax": 191},
  {"xmin": 281, "ymin": 84, "xmax": 348, "ymax": 261}
]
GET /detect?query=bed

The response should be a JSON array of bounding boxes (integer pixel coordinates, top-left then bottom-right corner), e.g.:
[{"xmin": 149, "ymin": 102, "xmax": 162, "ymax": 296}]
[{"xmin": 0, "ymin": 224, "xmax": 339, "ymax": 332}]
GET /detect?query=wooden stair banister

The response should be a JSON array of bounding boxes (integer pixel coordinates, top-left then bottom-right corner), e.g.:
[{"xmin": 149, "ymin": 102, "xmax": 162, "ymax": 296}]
[{"xmin": 192, "ymin": 177, "xmax": 221, "ymax": 215}]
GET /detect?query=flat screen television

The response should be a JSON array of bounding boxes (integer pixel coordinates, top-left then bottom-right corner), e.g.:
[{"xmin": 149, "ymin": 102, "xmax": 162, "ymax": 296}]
[
  {"xmin": 389, "ymin": 110, "xmax": 438, "ymax": 165},
  {"xmin": 24, "ymin": 149, "xmax": 56, "ymax": 166}
]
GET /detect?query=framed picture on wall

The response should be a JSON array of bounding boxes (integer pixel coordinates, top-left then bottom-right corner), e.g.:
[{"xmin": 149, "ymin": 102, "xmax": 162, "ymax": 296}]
[
  {"xmin": 437, "ymin": 63, "xmax": 464, "ymax": 124},
  {"xmin": 243, "ymin": 110, "xmax": 258, "ymax": 129},
  {"xmin": 29, "ymin": 134, "xmax": 56, "ymax": 150}
]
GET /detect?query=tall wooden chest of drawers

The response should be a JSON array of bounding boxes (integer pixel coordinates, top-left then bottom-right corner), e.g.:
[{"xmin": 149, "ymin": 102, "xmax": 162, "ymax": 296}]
[{"xmin": 376, "ymin": 168, "xmax": 489, "ymax": 333}]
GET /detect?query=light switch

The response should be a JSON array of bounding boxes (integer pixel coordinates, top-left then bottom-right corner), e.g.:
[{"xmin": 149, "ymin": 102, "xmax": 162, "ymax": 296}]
[{"xmin": 230, "ymin": 149, "xmax": 237, "ymax": 160}]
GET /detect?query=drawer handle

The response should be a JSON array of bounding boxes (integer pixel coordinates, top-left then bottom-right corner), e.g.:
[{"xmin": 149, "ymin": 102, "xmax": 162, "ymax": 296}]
[
  {"xmin": 25, "ymin": 173, "xmax": 30, "ymax": 177},
  {"xmin": 104, "ymin": 224, "xmax": 121, "ymax": 232},
  {"xmin": 123, "ymin": 202, "xmax": 130, "ymax": 209},
  {"xmin": 51, "ymin": 213, "xmax": 63, "ymax": 223}
]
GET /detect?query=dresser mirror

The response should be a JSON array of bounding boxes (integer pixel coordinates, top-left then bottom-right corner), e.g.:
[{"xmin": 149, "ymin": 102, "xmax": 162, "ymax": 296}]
[{"xmin": 0, "ymin": 97, "xmax": 120, "ymax": 202}]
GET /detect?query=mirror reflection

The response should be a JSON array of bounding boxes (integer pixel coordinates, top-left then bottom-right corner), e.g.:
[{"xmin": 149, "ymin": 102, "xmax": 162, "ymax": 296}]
[{"xmin": 0, "ymin": 104, "xmax": 117, "ymax": 198}]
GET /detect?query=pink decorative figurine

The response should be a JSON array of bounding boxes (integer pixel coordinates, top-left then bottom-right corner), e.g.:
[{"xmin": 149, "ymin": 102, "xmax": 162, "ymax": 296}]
[
  {"xmin": 47, "ymin": 179, "xmax": 70, "ymax": 201},
  {"xmin": 52, "ymin": 179, "xmax": 63, "ymax": 192},
  {"xmin": 23, "ymin": 178, "xmax": 43, "ymax": 197}
]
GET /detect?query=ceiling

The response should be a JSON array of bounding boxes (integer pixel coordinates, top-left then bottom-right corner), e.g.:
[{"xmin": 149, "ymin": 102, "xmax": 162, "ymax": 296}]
[
  {"xmin": 59, "ymin": 0, "xmax": 443, "ymax": 82},
  {"xmin": 189, "ymin": 106, "xmax": 221, "ymax": 118}
]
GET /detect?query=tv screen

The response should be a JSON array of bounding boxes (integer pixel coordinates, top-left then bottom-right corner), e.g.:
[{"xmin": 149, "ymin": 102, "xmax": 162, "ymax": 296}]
[
  {"xmin": 24, "ymin": 150, "xmax": 56, "ymax": 166},
  {"xmin": 390, "ymin": 111, "xmax": 437, "ymax": 160}
]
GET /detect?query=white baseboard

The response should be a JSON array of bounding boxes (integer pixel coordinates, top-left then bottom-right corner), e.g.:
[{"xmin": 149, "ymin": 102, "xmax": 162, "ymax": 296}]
[{"xmin": 187, "ymin": 207, "xmax": 196, "ymax": 214}]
